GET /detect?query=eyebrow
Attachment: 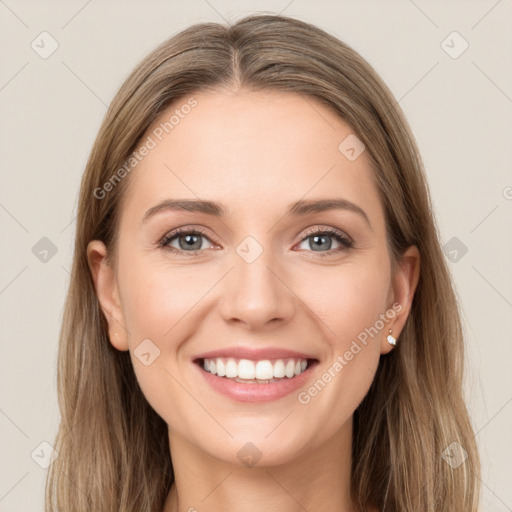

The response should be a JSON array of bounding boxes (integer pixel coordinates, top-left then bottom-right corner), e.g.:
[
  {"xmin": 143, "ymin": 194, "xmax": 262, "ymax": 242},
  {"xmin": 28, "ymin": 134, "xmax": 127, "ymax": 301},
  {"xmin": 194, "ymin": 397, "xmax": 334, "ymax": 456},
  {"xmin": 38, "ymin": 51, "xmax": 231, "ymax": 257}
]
[{"xmin": 141, "ymin": 198, "xmax": 372, "ymax": 229}]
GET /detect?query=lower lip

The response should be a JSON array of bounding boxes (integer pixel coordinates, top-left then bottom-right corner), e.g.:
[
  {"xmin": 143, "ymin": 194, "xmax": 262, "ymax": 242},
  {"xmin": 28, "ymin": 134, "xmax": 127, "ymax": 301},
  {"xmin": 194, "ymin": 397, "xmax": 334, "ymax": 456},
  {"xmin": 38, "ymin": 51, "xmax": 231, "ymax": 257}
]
[{"xmin": 194, "ymin": 360, "xmax": 319, "ymax": 402}]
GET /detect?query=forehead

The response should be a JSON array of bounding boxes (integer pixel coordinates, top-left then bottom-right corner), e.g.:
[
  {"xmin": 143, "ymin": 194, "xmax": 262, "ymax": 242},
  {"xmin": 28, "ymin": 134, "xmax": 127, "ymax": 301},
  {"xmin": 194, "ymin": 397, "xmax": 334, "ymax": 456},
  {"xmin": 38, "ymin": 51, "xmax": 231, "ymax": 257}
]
[{"xmin": 121, "ymin": 89, "xmax": 384, "ymax": 227}]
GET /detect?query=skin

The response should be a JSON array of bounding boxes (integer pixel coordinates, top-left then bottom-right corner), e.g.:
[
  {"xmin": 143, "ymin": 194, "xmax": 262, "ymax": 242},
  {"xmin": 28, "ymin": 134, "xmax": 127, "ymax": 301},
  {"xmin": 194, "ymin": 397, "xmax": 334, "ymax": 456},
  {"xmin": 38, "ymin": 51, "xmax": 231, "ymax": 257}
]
[{"xmin": 88, "ymin": 88, "xmax": 420, "ymax": 512}]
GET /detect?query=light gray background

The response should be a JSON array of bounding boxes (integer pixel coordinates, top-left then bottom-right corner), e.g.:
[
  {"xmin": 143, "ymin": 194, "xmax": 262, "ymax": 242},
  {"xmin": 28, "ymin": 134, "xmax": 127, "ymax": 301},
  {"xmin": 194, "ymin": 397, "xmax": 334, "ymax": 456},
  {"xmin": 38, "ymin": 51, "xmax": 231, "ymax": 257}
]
[{"xmin": 1, "ymin": 1, "xmax": 511, "ymax": 510}]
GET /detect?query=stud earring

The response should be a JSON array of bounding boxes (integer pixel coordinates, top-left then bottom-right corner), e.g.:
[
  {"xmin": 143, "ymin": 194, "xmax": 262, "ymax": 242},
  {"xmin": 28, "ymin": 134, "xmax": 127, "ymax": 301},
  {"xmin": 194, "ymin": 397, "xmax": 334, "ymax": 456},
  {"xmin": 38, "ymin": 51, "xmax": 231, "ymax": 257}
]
[{"xmin": 387, "ymin": 329, "xmax": 397, "ymax": 346}]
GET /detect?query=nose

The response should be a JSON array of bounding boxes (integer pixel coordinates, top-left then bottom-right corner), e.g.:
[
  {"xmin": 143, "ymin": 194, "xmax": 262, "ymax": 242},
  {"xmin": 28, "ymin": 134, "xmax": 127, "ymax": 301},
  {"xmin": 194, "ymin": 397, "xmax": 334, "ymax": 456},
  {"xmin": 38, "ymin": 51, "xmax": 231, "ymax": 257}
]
[{"xmin": 219, "ymin": 250, "xmax": 296, "ymax": 330}]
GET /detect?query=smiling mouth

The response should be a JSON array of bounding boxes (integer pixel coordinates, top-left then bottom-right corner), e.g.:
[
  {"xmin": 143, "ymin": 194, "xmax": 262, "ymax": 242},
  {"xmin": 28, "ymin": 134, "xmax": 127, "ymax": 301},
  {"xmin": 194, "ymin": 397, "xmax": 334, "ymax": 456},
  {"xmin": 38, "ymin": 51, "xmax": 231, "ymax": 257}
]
[{"xmin": 194, "ymin": 357, "xmax": 319, "ymax": 384}]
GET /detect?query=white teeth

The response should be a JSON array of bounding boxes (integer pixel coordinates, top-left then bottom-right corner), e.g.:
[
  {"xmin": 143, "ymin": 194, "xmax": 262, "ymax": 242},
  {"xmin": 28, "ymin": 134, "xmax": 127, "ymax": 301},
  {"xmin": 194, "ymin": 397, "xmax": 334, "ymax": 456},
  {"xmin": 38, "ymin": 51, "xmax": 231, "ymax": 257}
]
[
  {"xmin": 202, "ymin": 357, "xmax": 310, "ymax": 380},
  {"xmin": 273, "ymin": 360, "xmax": 285, "ymax": 378},
  {"xmin": 238, "ymin": 359, "xmax": 255, "ymax": 379},
  {"xmin": 285, "ymin": 360, "xmax": 295, "ymax": 378},
  {"xmin": 225, "ymin": 358, "xmax": 238, "ymax": 378},
  {"xmin": 255, "ymin": 360, "xmax": 273, "ymax": 380},
  {"xmin": 216, "ymin": 359, "xmax": 226, "ymax": 377}
]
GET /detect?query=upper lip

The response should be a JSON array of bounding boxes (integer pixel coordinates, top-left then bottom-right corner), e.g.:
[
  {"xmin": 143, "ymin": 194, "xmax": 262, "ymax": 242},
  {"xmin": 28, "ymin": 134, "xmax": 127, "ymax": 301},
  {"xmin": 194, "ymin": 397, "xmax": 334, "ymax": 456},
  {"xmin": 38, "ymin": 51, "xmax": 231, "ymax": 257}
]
[{"xmin": 193, "ymin": 347, "xmax": 318, "ymax": 362}]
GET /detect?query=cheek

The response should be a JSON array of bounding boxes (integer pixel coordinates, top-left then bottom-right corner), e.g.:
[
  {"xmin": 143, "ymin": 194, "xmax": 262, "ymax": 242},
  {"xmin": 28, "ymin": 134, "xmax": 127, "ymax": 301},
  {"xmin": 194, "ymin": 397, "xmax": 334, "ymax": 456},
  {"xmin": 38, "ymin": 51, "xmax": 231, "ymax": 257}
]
[
  {"xmin": 294, "ymin": 259, "xmax": 390, "ymax": 415},
  {"xmin": 117, "ymin": 257, "xmax": 209, "ymax": 424},
  {"xmin": 304, "ymin": 258, "xmax": 391, "ymax": 346},
  {"xmin": 119, "ymin": 256, "xmax": 206, "ymax": 342}
]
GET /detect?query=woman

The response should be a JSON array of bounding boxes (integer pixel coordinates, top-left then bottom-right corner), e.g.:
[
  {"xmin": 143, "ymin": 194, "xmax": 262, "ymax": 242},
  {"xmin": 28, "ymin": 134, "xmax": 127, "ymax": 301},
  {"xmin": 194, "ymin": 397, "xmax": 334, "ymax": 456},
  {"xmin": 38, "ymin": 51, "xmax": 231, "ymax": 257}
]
[{"xmin": 46, "ymin": 13, "xmax": 480, "ymax": 512}]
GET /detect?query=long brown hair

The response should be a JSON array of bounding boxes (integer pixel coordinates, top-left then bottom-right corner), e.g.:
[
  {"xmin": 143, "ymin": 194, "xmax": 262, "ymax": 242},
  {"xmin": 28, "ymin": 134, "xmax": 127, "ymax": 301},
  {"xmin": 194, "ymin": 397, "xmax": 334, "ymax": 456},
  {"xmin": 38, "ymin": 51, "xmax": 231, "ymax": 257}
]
[{"xmin": 46, "ymin": 13, "xmax": 480, "ymax": 511}]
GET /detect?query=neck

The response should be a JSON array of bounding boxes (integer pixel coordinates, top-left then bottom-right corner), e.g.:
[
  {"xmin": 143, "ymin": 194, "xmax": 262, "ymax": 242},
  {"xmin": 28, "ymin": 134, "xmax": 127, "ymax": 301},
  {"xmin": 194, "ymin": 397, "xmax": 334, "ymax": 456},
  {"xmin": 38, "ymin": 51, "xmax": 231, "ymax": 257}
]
[{"xmin": 163, "ymin": 418, "xmax": 358, "ymax": 512}]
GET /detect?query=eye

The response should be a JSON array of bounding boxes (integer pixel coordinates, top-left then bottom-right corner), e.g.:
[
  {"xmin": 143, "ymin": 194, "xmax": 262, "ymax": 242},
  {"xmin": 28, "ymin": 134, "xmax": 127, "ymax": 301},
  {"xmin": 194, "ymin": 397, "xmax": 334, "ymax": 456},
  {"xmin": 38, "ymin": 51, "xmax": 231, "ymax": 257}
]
[
  {"xmin": 159, "ymin": 225, "xmax": 354, "ymax": 258},
  {"xmin": 295, "ymin": 226, "xmax": 353, "ymax": 257},
  {"xmin": 159, "ymin": 227, "xmax": 216, "ymax": 257}
]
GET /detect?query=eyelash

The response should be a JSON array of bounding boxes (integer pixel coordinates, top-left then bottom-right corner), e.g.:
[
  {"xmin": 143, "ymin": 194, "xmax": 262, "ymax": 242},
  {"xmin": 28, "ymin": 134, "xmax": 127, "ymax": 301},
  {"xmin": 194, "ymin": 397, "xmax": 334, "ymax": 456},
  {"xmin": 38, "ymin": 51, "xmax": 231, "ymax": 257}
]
[{"xmin": 158, "ymin": 226, "xmax": 354, "ymax": 258}]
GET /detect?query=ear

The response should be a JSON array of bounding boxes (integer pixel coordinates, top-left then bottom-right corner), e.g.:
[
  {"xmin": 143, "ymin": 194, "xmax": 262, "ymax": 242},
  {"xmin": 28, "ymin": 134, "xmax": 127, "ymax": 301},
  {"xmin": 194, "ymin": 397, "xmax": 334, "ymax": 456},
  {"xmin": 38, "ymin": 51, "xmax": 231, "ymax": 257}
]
[
  {"xmin": 86, "ymin": 240, "xmax": 129, "ymax": 351},
  {"xmin": 380, "ymin": 245, "xmax": 420, "ymax": 354}
]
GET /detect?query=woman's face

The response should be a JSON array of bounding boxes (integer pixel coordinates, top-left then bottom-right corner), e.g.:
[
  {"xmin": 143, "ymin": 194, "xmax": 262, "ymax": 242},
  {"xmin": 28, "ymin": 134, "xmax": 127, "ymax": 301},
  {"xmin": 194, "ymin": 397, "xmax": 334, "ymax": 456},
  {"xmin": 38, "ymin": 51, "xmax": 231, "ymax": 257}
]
[{"xmin": 89, "ymin": 88, "xmax": 418, "ymax": 467}]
